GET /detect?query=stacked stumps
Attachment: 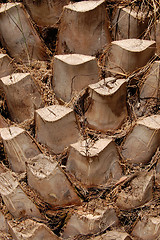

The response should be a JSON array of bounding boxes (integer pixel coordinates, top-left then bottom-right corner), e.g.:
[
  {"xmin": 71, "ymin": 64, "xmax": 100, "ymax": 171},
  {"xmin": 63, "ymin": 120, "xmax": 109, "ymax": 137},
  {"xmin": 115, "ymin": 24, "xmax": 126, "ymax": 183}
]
[{"xmin": 0, "ymin": 0, "xmax": 160, "ymax": 240}]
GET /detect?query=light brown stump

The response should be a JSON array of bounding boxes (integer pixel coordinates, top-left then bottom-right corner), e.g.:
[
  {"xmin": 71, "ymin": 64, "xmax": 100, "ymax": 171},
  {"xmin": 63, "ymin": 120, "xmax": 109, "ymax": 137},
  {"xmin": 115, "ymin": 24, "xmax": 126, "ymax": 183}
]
[
  {"xmin": 156, "ymin": 153, "xmax": 160, "ymax": 185},
  {"xmin": 122, "ymin": 115, "xmax": 160, "ymax": 164},
  {"xmin": 91, "ymin": 230, "xmax": 132, "ymax": 240},
  {"xmin": 112, "ymin": 7, "xmax": 150, "ymax": 40},
  {"xmin": 53, "ymin": 54, "xmax": 99, "ymax": 102},
  {"xmin": 67, "ymin": 138, "xmax": 122, "ymax": 186},
  {"xmin": 107, "ymin": 39, "xmax": 156, "ymax": 75},
  {"xmin": 27, "ymin": 154, "xmax": 81, "ymax": 208},
  {"xmin": 8, "ymin": 219, "xmax": 60, "ymax": 240},
  {"xmin": 0, "ymin": 3, "xmax": 48, "ymax": 63},
  {"xmin": 57, "ymin": 0, "xmax": 111, "ymax": 55},
  {"xmin": 63, "ymin": 206, "xmax": 118, "ymax": 239},
  {"xmin": 0, "ymin": 73, "xmax": 43, "ymax": 122},
  {"xmin": 23, "ymin": 0, "xmax": 70, "ymax": 27},
  {"xmin": 0, "ymin": 54, "xmax": 13, "ymax": 78},
  {"xmin": 140, "ymin": 61, "xmax": 160, "ymax": 100},
  {"xmin": 116, "ymin": 171, "xmax": 154, "ymax": 210},
  {"xmin": 0, "ymin": 114, "xmax": 8, "ymax": 139},
  {"xmin": 86, "ymin": 77, "xmax": 127, "ymax": 131},
  {"xmin": 156, "ymin": 20, "xmax": 160, "ymax": 56},
  {"xmin": 35, "ymin": 105, "xmax": 79, "ymax": 154},
  {"xmin": 0, "ymin": 171, "xmax": 42, "ymax": 219},
  {"xmin": 132, "ymin": 216, "xmax": 160, "ymax": 240},
  {"xmin": 1, "ymin": 126, "xmax": 41, "ymax": 173},
  {"xmin": 0, "ymin": 212, "xmax": 8, "ymax": 233}
]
